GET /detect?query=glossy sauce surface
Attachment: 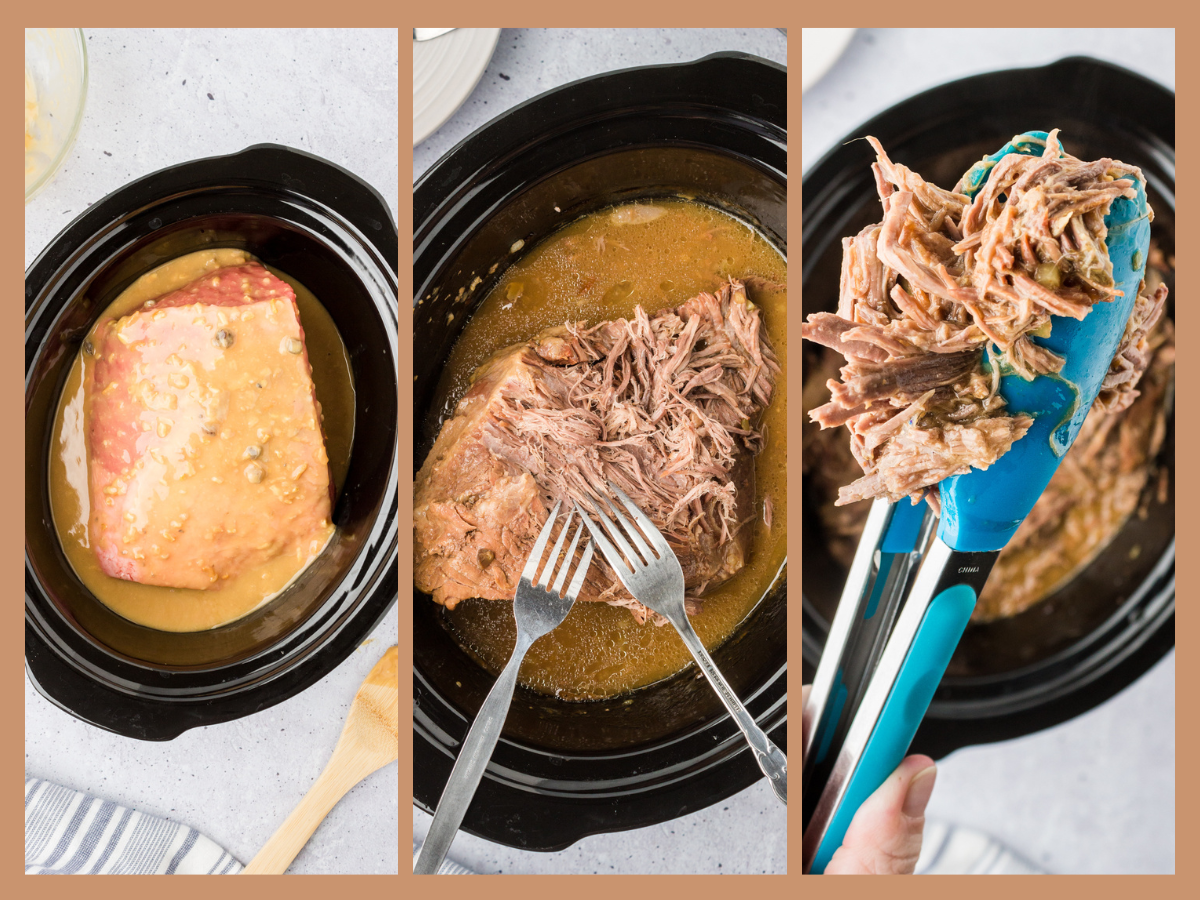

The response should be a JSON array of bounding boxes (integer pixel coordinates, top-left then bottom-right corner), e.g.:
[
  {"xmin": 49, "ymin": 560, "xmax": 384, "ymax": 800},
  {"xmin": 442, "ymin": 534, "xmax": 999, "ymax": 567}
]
[
  {"xmin": 424, "ymin": 200, "xmax": 787, "ymax": 699},
  {"xmin": 50, "ymin": 249, "xmax": 356, "ymax": 632}
]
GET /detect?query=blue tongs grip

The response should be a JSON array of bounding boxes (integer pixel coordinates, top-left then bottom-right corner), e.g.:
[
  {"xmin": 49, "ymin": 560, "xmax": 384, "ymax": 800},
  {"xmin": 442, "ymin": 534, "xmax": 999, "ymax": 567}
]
[
  {"xmin": 941, "ymin": 132, "xmax": 1151, "ymax": 552},
  {"xmin": 809, "ymin": 584, "xmax": 976, "ymax": 874}
]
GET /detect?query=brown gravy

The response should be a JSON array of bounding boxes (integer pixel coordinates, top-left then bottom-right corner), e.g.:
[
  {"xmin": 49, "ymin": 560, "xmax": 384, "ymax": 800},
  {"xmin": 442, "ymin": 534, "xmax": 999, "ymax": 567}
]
[
  {"xmin": 422, "ymin": 199, "xmax": 787, "ymax": 700},
  {"xmin": 49, "ymin": 249, "xmax": 356, "ymax": 632}
]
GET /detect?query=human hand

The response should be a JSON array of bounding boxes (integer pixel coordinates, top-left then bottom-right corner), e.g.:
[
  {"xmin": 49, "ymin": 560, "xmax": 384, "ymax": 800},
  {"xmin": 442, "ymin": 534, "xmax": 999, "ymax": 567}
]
[{"xmin": 803, "ymin": 685, "xmax": 937, "ymax": 875}]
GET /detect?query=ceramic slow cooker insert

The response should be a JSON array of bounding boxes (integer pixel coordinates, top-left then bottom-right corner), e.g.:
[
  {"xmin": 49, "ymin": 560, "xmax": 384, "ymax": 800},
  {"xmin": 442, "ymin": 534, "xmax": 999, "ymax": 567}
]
[
  {"xmin": 413, "ymin": 53, "xmax": 788, "ymax": 851},
  {"xmin": 26, "ymin": 145, "xmax": 399, "ymax": 741}
]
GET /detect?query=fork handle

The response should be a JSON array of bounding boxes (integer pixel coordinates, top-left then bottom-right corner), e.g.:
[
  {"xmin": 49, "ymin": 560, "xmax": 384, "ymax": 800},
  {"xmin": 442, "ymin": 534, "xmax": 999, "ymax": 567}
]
[
  {"xmin": 674, "ymin": 616, "xmax": 788, "ymax": 805},
  {"xmin": 414, "ymin": 635, "xmax": 532, "ymax": 874}
]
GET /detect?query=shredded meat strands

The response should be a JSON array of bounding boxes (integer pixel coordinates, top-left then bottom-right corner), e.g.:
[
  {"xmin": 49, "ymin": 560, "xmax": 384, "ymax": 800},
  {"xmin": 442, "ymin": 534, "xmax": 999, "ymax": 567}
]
[
  {"xmin": 414, "ymin": 279, "xmax": 778, "ymax": 625},
  {"xmin": 802, "ymin": 130, "xmax": 1165, "ymax": 505},
  {"xmin": 493, "ymin": 279, "xmax": 778, "ymax": 545}
]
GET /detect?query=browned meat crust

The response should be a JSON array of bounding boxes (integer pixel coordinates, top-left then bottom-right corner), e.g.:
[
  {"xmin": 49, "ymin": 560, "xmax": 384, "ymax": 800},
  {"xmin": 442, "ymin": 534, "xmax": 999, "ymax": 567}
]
[{"xmin": 414, "ymin": 279, "xmax": 778, "ymax": 623}]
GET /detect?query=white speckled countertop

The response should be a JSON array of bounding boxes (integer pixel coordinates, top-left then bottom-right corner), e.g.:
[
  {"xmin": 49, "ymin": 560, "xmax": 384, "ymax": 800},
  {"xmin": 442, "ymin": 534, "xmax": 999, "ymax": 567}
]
[
  {"xmin": 25, "ymin": 28, "xmax": 398, "ymax": 875},
  {"xmin": 804, "ymin": 28, "xmax": 1175, "ymax": 875},
  {"xmin": 412, "ymin": 28, "xmax": 788, "ymax": 875}
]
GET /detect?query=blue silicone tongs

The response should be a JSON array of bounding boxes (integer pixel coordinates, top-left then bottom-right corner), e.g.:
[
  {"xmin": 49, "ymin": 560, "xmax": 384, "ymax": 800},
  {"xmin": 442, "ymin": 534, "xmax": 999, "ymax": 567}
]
[{"xmin": 803, "ymin": 133, "xmax": 1151, "ymax": 873}]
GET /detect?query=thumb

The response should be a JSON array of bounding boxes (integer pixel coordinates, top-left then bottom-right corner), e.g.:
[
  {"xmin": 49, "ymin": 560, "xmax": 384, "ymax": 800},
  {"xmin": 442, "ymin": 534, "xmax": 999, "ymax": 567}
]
[{"xmin": 824, "ymin": 755, "xmax": 937, "ymax": 875}]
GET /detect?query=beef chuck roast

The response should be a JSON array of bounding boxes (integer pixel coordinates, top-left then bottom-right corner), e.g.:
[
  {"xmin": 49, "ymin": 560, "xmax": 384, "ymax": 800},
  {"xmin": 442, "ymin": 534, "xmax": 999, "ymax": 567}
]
[
  {"xmin": 414, "ymin": 279, "xmax": 779, "ymax": 623},
  {"xmin": 88, "ymin": 264, "xmax": 334, "ymax": 590}
]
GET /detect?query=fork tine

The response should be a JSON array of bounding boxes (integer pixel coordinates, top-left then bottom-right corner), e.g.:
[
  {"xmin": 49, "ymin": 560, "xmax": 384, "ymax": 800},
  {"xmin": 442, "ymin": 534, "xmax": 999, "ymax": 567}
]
[
  {"xmin": 601, "ymin": 493, "xmax": 656, "ymax": 562},
  {"xmin": 536, "ymin": 508, "xmax": 575, "ymax": 589},
  {"xmin": 564, "ymin": 540, "xmax": 596, "ymax": 601},
  {"xmin": 577, "ymin": 503, "xmax": 632, "ymax": 580},
  {"xmin": 521, "ymin": 501, "xmax": 561, "ymax": 582},
  {"xmin": 608, "ymin": 481, "xmax": 671, "ymax": 555},
  {"xmin": 591, "ymin": 495, "xmax": 646, "ymax": 570},
  {"xmin": 550, "ymin": 520, "xmax": 584, "ymax": 594}
]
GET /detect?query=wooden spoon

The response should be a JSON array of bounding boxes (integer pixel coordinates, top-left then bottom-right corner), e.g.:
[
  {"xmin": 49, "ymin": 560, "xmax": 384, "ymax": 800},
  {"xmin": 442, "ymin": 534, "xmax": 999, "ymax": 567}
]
[{"xmin": 242, "ymin": 645, "xmax": 398, "ymax": 874}]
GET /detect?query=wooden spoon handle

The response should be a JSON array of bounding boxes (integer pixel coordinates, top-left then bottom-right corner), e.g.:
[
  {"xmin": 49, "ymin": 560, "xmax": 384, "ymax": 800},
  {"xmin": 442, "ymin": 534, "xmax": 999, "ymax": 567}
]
[{"xmin": 241, "ymin": 744, "xmax": 383, "ymax": 874}]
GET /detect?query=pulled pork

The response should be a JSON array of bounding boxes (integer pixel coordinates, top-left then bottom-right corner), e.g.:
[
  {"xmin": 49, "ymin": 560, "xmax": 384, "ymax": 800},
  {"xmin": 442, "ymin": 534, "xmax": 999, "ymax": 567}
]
[
  {"xmin": 803, "ymin": 130, "xmax": 1161, "ymax": 505},
  {"xmin": 414, "ymin": 279, "xmax": 778, "ymax": 623}
]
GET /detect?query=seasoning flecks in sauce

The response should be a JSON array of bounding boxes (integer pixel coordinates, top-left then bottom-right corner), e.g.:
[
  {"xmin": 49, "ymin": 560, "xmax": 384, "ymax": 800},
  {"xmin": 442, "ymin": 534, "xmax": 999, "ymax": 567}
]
[{"xmin": 427, "ymin": 200, "xmax": 787, "ymax": 700}]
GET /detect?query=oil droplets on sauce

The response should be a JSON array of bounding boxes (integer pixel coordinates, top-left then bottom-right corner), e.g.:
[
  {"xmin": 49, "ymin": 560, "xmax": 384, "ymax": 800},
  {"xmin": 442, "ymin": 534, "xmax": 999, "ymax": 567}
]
[
  {"xmin": 431, "ymin": 199, "xmax": 787, "ymax": 700},
  {"xmin": 49, "ymin": 248, "xmax": 356, "ymax": 633}
]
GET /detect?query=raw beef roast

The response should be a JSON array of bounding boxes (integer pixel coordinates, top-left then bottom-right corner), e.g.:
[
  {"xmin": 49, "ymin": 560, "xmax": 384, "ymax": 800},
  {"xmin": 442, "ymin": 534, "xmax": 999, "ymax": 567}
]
[{"xmin": 87, "ymin": 263, "xmax": 334, "ymax": 590}]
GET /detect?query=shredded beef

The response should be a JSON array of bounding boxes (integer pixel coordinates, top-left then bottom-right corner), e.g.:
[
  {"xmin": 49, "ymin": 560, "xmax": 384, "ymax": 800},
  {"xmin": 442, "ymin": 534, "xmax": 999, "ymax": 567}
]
[
  {"xmin": 804, "ymin": 238, "xmax": 1174, "ymax": 621},
  {"xmin": 1096, "ymin": 281, "xmax": 1169, "ymax": 413},
  {"xmin": 414, "ymin": 279, "xmax": 778, "ymax": 623},
  {"xmin": 802, "ymin": 130, "xmax": 1165, "ymax": 505}
]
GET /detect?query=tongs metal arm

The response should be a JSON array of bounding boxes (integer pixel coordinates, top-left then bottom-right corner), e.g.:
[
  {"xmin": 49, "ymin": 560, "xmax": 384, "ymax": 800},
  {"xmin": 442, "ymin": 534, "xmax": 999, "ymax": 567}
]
[
  {"xmin": 802, "ymin": 498, "xmax": 891, "ymax": 763},
  {"xmin": 803, "ymin": 538, "xmax": 998, "ymax": 873},
  {"xmin": 802, "ymin": 498, "xmax": 934, "ymax": 827}
]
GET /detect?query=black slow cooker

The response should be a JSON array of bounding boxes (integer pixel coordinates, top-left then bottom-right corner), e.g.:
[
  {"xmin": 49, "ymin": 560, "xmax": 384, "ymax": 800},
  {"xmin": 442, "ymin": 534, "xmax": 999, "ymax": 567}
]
[
  {"xmin": 413, "ymin": 53, "xmax": 787, "ymax": 851},
  {"xmin": 25, "ymin": 145, "xmax": 399, "ymax": 741},
  {"xmin": 802, "ymin": 57, "xmax": 1175, "ymax": 759}
]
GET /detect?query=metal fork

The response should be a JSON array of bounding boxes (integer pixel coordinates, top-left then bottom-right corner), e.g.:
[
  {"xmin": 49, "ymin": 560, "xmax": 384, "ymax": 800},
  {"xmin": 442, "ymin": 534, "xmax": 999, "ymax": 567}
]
[
  {"xmin": 579, "ymin": 483, "xmax": 787, "ymax": 806},
  {"xmin": 414, "ymin": 502, "xmax": 594, "ymax": 874}
]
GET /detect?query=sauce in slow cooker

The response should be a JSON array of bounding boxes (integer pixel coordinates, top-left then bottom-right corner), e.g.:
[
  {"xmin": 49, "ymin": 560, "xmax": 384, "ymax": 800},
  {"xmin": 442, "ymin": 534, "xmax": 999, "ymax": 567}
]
[
  {"xmin": 424, "ymin": 199, "xmax": 788, "ymax": 700},
  {"xmin": 49, "ymin": 248, "xmax": 356, "ymax": 632}
]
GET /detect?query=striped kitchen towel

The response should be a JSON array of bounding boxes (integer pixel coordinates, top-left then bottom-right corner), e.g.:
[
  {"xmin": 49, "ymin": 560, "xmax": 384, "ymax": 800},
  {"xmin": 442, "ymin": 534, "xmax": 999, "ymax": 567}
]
[
  {"xmin": 25, "ymin": 778, "xmax": 242, "ymax": 875},
  {"xmin": 412, "ymin": 842, "xmax": 473, "ymax": 874},
  {"xmin": 916, "ymin": 820, "xmax": 1045, "ymax": 875}
]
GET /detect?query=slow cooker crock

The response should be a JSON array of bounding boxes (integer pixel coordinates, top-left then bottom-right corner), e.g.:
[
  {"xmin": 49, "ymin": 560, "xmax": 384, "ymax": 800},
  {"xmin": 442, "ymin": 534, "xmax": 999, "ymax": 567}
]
[
  {"xmin": 26, "ymin": 144, "xmax": 399, "ymax": 741},
  {"xmin": 802, "ymin": 57, "xmax": 1175, "ymax": 759},
  {"xmin": 413, "ymin": 52, "xmax": 787, "ymax": 851}
]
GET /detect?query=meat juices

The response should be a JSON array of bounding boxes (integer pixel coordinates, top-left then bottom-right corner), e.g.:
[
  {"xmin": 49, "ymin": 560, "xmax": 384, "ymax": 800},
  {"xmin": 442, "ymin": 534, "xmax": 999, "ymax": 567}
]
[
  {"xmin": 414, "ymin": 279, "xmax": 778, "ymax": 623},
  {"xmin": 803, "ymin": 130, "xmax": 1167, "ymax": 506},
  {"xmin": 87, "ymin": 263, "xmax": 334, "ymax": 590}
]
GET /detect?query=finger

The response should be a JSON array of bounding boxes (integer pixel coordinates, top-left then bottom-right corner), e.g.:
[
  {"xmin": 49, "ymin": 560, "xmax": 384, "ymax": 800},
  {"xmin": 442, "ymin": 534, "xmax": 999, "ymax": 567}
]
[{"xmin": 825, "ymin": 755, "xmax": 937, "ymax": 875}]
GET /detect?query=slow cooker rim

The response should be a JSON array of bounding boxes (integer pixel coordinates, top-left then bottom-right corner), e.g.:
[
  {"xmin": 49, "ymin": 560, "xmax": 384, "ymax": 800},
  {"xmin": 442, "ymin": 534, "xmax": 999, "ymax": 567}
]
[
  {"xmin": 26, "ymin": 204, "xmax": 399, "ymax": 682},
  {"xmin": 800, "ymin": 55, "xmax": 1174, "ymax": 190},
  {"xmin": 27, "ymin": 143, "xmax": 398, "ymax": 287},
  {"xmin": 414, "ymin": 651, "xmax": 787, "ymax": 759},
  {"xmin": 24, "ymin": 463, "xmax": 399, "ymax": 690},
  {"xmin": 415, "ymin": 141, "xmax": 787, "ymax": 314},
  {"xmin": 26, "ymin": 199, "xmax": 399, "ymax": 382},
  {"xmin": 414, "ymin": 52, "xmax": 785, "ymax": 217}
]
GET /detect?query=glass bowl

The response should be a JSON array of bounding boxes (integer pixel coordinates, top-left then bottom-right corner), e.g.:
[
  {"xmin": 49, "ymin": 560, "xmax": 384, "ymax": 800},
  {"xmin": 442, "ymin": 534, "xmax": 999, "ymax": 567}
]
[{"xmin": 25, "ymin": 28, "xmax": 88, "ymax": 203}]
